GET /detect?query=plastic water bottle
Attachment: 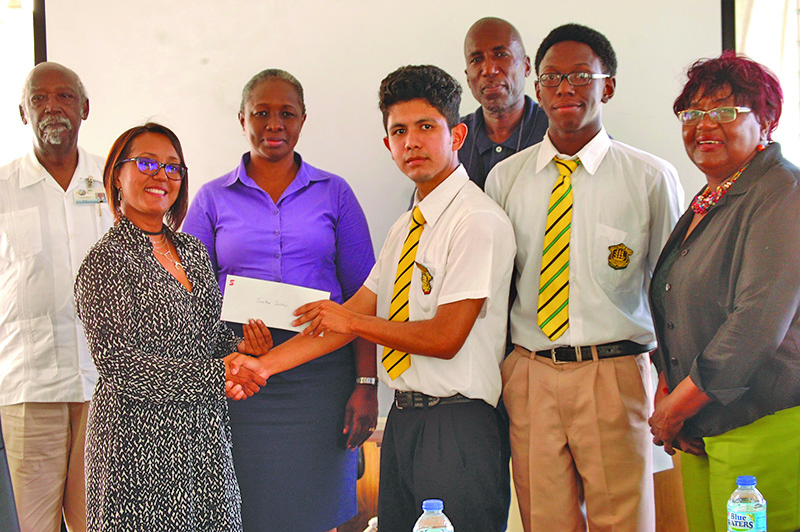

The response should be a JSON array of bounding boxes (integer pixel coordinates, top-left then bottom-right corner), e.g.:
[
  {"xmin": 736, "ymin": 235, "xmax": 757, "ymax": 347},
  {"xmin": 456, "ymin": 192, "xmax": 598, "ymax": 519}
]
[
  {"xmin": 412, "ymin": 499, "xmax": 454, "ymax": 532},
  {"xmin": 362, "ymin": 516, "xmax": 378, "ymax": 532},
  {"xmin": 727, "ymin": 475, "xmax": 766, "ymax": 532}
]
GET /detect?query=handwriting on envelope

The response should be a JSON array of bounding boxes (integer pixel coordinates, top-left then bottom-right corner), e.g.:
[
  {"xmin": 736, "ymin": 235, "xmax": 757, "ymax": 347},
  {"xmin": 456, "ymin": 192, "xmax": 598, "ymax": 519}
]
[{"xmin": 220, "ymin": 275, "xmax": 330, "ymax": 332}]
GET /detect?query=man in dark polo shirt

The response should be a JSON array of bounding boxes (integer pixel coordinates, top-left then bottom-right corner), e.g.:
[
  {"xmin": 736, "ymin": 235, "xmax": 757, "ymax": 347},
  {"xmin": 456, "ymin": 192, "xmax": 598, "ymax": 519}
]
[{"xmin": 460, "ymin": 17, "xmax": 548, "ymax": 189}]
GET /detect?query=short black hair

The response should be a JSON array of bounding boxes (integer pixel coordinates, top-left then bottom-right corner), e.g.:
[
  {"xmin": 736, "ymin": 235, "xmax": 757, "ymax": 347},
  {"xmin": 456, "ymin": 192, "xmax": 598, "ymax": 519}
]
[
  {"xmin": 240, "ymin": 69, "xmax": 305, "ymax": 114},
  {"xmin": 378, "ymin": 65, "xmax": 462, "ymax": 130},
  {"xmin": 534, "ymin": 23, "xmax": 617, "ymax": 77}
]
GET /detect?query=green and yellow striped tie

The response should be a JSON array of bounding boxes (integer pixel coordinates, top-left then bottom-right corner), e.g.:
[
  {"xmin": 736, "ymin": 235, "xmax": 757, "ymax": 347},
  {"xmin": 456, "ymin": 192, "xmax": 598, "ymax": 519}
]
[
  {"xmin": 537, "ymin": 157, "xmax": 580, "ymax": 341},
  {"xmin": 383, "ymin": 206, "xmax": 425, "ymax": 379}
]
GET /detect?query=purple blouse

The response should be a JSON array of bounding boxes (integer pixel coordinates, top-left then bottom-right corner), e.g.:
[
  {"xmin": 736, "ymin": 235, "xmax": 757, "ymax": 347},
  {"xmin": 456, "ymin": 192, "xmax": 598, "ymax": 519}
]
[{"xmin": 183, "ymin": 153, "xmax": 374, "ymax": 305}]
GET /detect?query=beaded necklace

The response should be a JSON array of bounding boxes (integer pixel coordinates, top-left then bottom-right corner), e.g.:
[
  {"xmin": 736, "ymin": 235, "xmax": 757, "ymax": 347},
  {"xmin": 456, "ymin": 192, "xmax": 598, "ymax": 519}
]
[{"xmin": 691, "ymin": 162, "xmax": 750, "ymax": 215}]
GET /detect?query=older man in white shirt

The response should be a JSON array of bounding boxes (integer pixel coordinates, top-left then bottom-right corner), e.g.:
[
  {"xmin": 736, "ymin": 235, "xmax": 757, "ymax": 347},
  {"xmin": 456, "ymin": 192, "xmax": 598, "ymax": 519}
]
[{"xmin": 0, "ymin": 62, "xmax": 111, "ymax": 532}]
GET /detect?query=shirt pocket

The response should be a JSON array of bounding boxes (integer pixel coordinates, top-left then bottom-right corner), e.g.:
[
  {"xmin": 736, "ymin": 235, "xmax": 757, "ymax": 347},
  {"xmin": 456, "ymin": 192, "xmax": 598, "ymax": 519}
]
[
  {"xmin": 592, "ymin": 223, "xmax": 647, "ymax": 294},
  {"xmin": 410, "ymin": 258, "xmax": 443, "ymax": 319},
  {"xmin": 0, "ymin": 208, "xmax": 43, "ymax": 262}
]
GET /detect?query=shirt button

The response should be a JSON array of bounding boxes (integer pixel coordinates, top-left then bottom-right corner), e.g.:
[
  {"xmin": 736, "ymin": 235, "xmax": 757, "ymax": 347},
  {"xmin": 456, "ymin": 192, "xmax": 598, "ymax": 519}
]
[
  {"xmin": 667, "ymin": 322, "xmax": 674, "ymax": 330},
  {"xmin": 274, "ymin": 230, "xmax": 280, "ymax": 236},
  {"xmin": 665, "ymin": 283, "xmax": 671, "ymax": 292},
  {"xmin": 681, "ymin": 249, "xmax": 689, "ymax": 256},
  {"xmin": 495, "ymin": 146, "xmax": 503, "ymax": 153},
  {"xmin": 273, "ymin": 210, "xmax": 279, "ymax": 216},
  {"xmin": 670, "ymin": 357, "xmax": 679, "ymax": 366},
  {"xmin": 275, "ymin": 253, "xmax": 281, "ymax": 259}
]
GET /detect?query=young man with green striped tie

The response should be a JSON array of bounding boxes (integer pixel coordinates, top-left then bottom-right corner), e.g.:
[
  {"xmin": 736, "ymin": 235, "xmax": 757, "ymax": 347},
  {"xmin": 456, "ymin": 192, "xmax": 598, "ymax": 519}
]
[
  {"xmin": 486, "ymin": 24, "xmax": 684, "ymax": 532},
  {"xmin": 245, "ymin": 65, "xmax": 516, "ymax": 532}
]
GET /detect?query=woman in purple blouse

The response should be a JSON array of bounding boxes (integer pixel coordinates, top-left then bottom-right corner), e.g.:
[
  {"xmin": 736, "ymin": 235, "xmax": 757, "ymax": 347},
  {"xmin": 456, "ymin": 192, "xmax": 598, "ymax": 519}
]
[{"xmin": 183, "ymin": 69, "xmax": 377, "ymax": 532}]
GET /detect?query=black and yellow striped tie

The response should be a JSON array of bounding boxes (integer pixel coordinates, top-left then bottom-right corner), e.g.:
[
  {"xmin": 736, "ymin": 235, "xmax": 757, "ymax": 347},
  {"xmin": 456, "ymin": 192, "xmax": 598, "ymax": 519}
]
[
  {"xmin": 383, "ymin": 206, "xmax": 425, "ymax": 379},
  {"xmin": 537, "ymin": 157, "xmax": 580, "ymax": 341}
]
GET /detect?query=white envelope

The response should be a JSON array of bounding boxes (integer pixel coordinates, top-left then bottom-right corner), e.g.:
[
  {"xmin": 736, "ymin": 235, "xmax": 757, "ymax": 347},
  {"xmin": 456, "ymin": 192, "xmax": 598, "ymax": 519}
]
[{"xmin": 220, "ymin": 275, "xmax": 330, "ymax": 333}]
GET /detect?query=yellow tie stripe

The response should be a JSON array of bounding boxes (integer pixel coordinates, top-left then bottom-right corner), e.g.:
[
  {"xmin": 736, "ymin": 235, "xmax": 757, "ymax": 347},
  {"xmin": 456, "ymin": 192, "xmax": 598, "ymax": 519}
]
[
  {"xmin": 383, "ymin": 206, "xmax": 425, "ymax": 379},
  {"xmin": 537, "ymin": 157, "xmax": 580, "ymax": 341}
]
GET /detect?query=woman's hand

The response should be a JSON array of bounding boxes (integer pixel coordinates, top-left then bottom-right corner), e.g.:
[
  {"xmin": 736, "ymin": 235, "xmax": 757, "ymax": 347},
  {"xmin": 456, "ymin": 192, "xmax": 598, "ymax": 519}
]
[
  {"xmin": 343, "ymin": 384, "xmax": 378, "ymax": 450},
  {"xmin": 293, "ymin": 300, "xmax": 357, "ymax": 337},
  {"xmin": 237, "ymin": 319, "xmax": 273, "ymax": 356},
  {"xmin": 223, "ymin": 353, "xmax": 268, "ymax": 400},
  {"xmin": 674, "ymin": 433, "xmax": 706, "ymax": 456},
  {"xmin": 649, "ymin": 391, "xmax": 686, "ymax": 455},
  {"xmin": 649, "ymin": 375, "xmax": 712, "ymax": 455},
  {"xmin": 654, "ymin": 371, "xmax": 668, "ymax": 411}
]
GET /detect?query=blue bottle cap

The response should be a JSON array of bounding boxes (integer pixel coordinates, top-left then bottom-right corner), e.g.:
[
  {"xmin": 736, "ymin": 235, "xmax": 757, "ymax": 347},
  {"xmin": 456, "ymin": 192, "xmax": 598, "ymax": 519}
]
[
  {"xmin": 422, "ymin": 499, "xmax": 444, "ymax": 512},
  {"xmin": 736, "ymin": 475, "xmax": 757, "ymax": 487}
]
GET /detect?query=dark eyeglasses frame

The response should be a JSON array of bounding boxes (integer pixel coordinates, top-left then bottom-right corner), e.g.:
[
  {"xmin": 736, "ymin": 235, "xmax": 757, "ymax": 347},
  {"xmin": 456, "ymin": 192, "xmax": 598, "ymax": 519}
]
[
  {"xmin": 537, "ymin": 72, "xmax": 611, "ymax": 87},
  {"xmin": 676, "ymin": 106, "xmax": 752, "ymax": 126},
  {"xmin": 115, "ymin": 157, "xmax": 187, "ymax": 181}
]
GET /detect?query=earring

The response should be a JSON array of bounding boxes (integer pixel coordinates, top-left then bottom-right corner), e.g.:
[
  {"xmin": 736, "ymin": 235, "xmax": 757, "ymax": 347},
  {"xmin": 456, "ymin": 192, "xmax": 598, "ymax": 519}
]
[{"xmin": 756, "ymin": 139, "xmax": 768, "ymax": 152}]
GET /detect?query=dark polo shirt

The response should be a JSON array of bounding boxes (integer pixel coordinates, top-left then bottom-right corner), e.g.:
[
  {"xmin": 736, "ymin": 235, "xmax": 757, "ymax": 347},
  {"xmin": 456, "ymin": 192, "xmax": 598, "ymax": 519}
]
[{"xmin": 458, "ymin": 95, "xmax": 548, "ymax": 190}]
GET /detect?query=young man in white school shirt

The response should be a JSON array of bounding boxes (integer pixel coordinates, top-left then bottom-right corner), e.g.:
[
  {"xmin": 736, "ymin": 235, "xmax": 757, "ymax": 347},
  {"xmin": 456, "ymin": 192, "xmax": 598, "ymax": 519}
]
[
  {"xmin": 240, "ymin": 64, "xmax": 517, "ymax": 532},
  {"xmin": 486, "ymin": 24, "xmax": 684, "ymax": 532}
]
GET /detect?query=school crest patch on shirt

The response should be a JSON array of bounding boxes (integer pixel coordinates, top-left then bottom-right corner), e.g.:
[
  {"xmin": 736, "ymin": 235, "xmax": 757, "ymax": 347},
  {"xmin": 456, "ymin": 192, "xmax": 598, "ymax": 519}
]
[
  {"xmin": 608, "ymin": 243, "xmax": 633, "ymax": 270},
  {"xmin": 416, "ymin": 262, "xmax": 433, "ymax": 294}
]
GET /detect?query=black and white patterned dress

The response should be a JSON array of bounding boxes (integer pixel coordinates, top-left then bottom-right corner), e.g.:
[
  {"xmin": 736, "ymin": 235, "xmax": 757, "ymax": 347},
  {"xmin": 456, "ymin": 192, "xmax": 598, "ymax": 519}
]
[{"xmin": 75, "ymin": 218, "xmax": 243, "ymax": 532}]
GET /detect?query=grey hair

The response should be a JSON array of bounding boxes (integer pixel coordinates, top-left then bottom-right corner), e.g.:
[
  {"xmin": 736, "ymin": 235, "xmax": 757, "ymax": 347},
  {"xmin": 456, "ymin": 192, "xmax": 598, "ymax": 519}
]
[
  {"xmin": 239, "ymin": 69, "xmax": 305, "ymax": 114},
  {"xmin": 20, "ymin": 62, "xmax": 88, "ymax": 107}
]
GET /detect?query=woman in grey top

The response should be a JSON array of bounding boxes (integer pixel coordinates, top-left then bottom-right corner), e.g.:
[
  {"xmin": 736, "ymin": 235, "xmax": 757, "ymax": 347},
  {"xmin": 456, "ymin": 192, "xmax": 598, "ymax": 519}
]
[{"xmin": 648, "ymin": 52, "xmax": 800, "ymax": 532}]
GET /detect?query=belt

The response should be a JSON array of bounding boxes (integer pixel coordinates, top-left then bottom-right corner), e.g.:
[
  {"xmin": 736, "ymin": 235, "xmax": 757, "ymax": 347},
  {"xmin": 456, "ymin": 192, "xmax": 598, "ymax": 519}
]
[
  {"xmin": 394, "ymin": 391, "xmax": 474, "ymax": 409},
  {"xmin": 529, "ymin": 340, "xmax": 655, "ymax": 364}
]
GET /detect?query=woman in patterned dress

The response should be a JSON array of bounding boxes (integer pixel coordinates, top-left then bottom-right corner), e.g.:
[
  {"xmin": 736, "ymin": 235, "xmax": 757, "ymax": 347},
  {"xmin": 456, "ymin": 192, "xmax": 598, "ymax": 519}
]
[{"xmin": 74, "ymin": 123, "xmax": 270, "ymax": 532}]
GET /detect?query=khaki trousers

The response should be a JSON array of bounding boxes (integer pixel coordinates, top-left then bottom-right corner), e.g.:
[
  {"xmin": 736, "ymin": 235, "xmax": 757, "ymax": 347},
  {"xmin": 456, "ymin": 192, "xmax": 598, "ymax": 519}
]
[
  {"xmin": 502, "ymin": 346, "xmax": 655, "ymax": 532},
  {"xmin": 0, "ymin": 402, "xmax": 89, "ymax": 532}
]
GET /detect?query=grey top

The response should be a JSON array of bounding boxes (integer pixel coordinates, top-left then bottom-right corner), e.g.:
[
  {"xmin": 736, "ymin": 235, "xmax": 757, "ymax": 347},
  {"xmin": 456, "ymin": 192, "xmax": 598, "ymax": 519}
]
[{"xmin": 650, "ymin": 142, "xmax": 800, "ymax": 438}]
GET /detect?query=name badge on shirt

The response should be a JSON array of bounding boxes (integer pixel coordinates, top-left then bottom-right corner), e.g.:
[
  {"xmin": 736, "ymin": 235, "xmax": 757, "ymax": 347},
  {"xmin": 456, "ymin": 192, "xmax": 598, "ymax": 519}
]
[
  {"xmin": 415, "ymin": 262, "xmax": 433, "ymax": 295},
  {"xmin": 73, "ymin": 176, "xmax": 107, "ymax": 205}
]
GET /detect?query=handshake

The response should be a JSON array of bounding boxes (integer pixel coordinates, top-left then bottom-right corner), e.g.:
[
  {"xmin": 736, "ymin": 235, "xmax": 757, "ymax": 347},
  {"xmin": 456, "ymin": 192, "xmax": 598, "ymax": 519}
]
[{"xmin": 223, "ymin": 319, "xmax": 273, "ymax": 401}]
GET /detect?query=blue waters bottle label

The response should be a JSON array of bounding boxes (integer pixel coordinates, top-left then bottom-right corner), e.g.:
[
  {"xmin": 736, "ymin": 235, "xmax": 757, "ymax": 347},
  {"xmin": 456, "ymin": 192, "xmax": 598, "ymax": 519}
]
[{"xmin": 727, "ymin": 510, "xmax": 766, "ymax": 532}]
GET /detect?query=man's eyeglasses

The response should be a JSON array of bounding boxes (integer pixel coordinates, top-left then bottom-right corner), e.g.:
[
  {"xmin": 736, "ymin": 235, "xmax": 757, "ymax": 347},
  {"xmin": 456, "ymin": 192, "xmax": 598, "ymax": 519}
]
[
  {"xmin": 537, "ymin": 72, "xmax": 610, "ymax": 87},
  {"xmin": 115, "ymin": 157, "xmax": 187, "ymax": 181},
  {"xmin": 676, "ymin": 106, "xmax": 752, "ymax": 126}
]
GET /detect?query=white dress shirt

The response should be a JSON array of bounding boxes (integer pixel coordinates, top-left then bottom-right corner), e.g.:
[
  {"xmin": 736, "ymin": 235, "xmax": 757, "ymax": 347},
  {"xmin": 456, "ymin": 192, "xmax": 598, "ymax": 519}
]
[
  {"xmin": 0, "ymin": 147, "xmax": 112, "ymax": 404},
  {"xmin": 486, "ymin": 129, "xmax": 684, "ymax": 352},
  {"xmin": 364, "ymin": 165, "xmax": 516, "ymax": 406}
]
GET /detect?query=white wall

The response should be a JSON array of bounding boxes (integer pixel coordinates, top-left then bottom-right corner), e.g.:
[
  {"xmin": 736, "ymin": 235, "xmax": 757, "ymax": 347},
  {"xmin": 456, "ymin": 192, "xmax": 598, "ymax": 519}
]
[
  {"xmin": 45, "ymin": 0, "xmax": 722, "ymax": 252},
  {"xmin": 0, "ymin": 5, "xmax": 35, "ymax": 165}
]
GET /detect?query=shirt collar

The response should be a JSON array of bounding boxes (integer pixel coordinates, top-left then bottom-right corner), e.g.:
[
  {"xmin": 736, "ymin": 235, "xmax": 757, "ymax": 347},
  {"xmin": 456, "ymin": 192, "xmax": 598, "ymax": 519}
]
[
  {"xmin": 18, "ymin": 146, "xmax": 99, "ymax": 191},
  {"xmin": 535, "ymin": 127, "xmax": 611, "ymax": 174},
  {"xmin": 726, "ymin": 141, "xmax": 781, "ymax": 197},
  {"xmin": 223, "ymin": 152, "xmax": 328, "ymax": 193},
  {"xmin": 703, "ymin": 142, "xmax": 782, "ymax": 212},
  {"xmin": 473, "ymin": 95, "xmax": 538, "ymax": 155},
  {"xmin": 414, "ymin": 164, "xmax": 470, "ymax": 228}
]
